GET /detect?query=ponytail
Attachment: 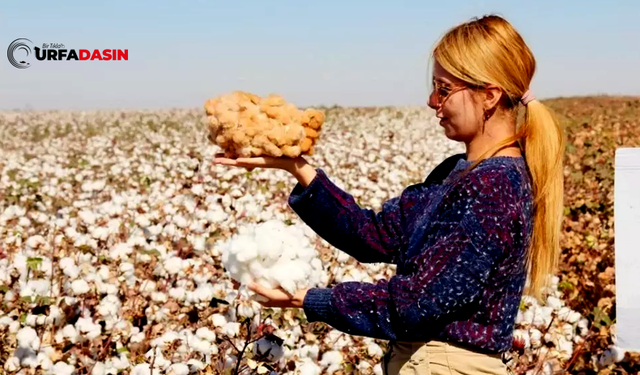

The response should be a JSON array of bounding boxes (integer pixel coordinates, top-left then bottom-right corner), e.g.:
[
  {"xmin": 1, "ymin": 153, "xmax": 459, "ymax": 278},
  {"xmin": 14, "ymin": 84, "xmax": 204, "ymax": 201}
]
[
  {"xmin": 519, "ymin": 100, "xmax": 565, "ymax": 301},
  {"xmin": 463, "ymin": 100, "xmax": 566, "ymax": 302}
]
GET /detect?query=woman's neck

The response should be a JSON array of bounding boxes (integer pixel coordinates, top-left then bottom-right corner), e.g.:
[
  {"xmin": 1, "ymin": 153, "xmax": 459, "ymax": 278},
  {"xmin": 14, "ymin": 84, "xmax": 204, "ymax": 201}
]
[{"xmin": 465, "ymin": 117, "xmax": 521, "ymax": 162}]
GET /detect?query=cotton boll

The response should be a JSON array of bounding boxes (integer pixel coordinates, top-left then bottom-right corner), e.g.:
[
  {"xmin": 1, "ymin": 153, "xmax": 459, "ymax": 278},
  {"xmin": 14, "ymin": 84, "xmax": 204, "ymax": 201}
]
[
  {"xmin": 297, "ymin": 358, "xmax": 322, "ymax": 375},
  {"xmin": 187, "ymin": 359, "xmax": 205, "ymax": 372},
  {"xmin": 0, "ymin": 316, "xmax": 14, "ymax": 326},
  {"xmin": 211, "ymin": 314, "xmax": 227, "ymax": 327},
  {"xmin": 195, "ymin": 327, "xmax": 216, "ymax": 342},
  {"xmin": 91, "ymin": 362, "xmax": 106, "ymax": 375},
  {"xmin": 367, "ymin": 342, "xmax": 383, "ymax": 358},
  {"xmin": 4, "ymin": 356, "xmax": 20, "ymax": 372},
  {"xmin": 319, "ymin": 351, "xmax": 344, "ymax": 375},
  {"xmin": 131, "ymin": 363, "xmax": 151, "ymax": 375},
  {"xmin": 9, "ymin": 320, "xmax": 21, "ymax": 333},
  {"xmin": 336, "ymin": 251, "xmax": 351, "ymax": 263},
  {"xmin": 50, "ymin": 361, "xmax": 75, "ymax": 375},
  {"xmin": 71, "ymin": 279, "xmax": 90, "ymax": 295},
  {"xmin": 530, "ymin": 328, "xmax": 542, "ymax": 348},
  {"xmin": 222, "ymin": 322, "xmax": 241, "ymax": 337},
  {"xmin": 17, "ymin": 326, "xmax": 40, "ymax": 351},
  {"xmin": 168, "ymin": 363, "xmax": 189, "ymax": 375},
  {"xmin": 78, "ymin": 210, "xmax": 97, "ymax": 226},
  {"xmin": 546, "ymin": 296, "xmax": 563, "ymax": 310}
]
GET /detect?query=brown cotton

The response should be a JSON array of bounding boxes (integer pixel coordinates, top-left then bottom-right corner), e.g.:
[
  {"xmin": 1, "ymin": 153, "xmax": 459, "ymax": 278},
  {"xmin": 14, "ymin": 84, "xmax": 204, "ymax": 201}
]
[{"xmin": 204, "ymin": 91, "xmax": 326, "ymax": 158}]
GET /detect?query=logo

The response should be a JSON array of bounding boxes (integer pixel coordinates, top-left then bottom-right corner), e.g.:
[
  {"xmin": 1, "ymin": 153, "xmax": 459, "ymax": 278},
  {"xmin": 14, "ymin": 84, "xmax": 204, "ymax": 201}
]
[
  {"xmin": 7, "ymin": 38, "xmax": 128, "ymax": 69},
  {"xmin": 7, "ymin": 38, "xmax": 33, "ymax": 69}
]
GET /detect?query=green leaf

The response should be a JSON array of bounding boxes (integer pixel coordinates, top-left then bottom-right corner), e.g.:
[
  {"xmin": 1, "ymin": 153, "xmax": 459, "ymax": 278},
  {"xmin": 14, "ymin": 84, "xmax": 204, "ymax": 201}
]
[
  {"xmin": 343, "ymin": 362, "xmax": 355, "ymax": 374},
  {"xmin": 26, "ymin": 257, "xmax": 43, "ymax": 271},
  {"xmin": 117, "ymin": 347, "xmax": 129, "ymax": 354},
  {"xmin": 21, "ymin": 296, "xmax": 34, "ymax": 304},
  {"xmin": 558, "ymin": 281, "xmax": 574, "ymax": 292},
  {"xmin": 0, "ymin": 285, "xmax": 9, "ymax": 294},
  {"xmin": 143, "ymin": 249, "xmax": 161, "ymax": 257}
]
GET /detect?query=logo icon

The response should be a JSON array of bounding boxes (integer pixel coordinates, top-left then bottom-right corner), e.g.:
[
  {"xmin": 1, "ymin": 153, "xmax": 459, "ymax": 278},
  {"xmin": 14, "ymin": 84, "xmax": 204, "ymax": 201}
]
[{"xmin": 7, "ymin": 38, "xmax": 33, "ymax": 69}]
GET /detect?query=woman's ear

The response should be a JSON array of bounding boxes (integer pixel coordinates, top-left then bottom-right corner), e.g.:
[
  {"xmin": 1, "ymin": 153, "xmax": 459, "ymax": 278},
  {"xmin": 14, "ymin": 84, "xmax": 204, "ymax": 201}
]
[{"xmin": 483, "ymin": 85, "xmax": 503, "ymax": 111}]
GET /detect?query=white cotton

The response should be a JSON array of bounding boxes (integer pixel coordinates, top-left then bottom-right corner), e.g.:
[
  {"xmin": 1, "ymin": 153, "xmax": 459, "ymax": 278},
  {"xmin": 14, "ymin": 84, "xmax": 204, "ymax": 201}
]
[
  {"xmin": 529, "ymin": 328, "xmax": 542, "ymax": 347},
  {"xmin": 336, "ymin": 251, "xmax": 351, "ymax": 263},
  {"xmin": 546, "ymin": 296, "xmax": 563, "ymax": 310},
  {"xmin": 173, "ymin": 215, "xmax": 188, "ymax": 228},
  {"xmin": 367, "ymin": 342, "xmax": 384, "ymax": 358},
  {"xmin": 91, "ymin": 362, "xmax": 106, "ymax": 375},
  {"xmin": 4, "ymin": 356, "xmax": 20, "ymax": 372},
  {"xmin": 319, "ymin": 350, "xmax": 344, "ymax": 375},
  {"xmin": 187, "ymin": 359, "xmax": 205, "ymax": 371},
  {"xmin": 211, "ymin": 314, "xmax": 227, "ymax": 327},
  {"xmin": 76, "ymin": 316, "xmax": 102, "ymax": 339},
  {"xmin": 78, "ymin": 210, "xmax": 97, "ymax": 226},
  {"xmin": 168, "ymin": 363, "xmax": 189, "ymax": 375},
  {"xmin": 298, "ymin": 359, "xmax": 322, "ymax": 375},
  {"xmin": 50, "ymin": 361, "xmax": 75, "ymax": 375},
  {"xmin": 25, "ymin": 314, "xmax": 38, "ymax": 327},
  {"xmin": 218, "ymin": 220, "xmax": 325, "ymax": 296},
  {"xmin": 131, "ymin": 363, "xmax": 151, "ymax": 375},
  {"xmin": 374, "ymin": 364, "xmax": 384, "ymax": 375},
  {"xmin": 17, "ymin": 326, "xmax": 40, "ymax": 350},
  {"xmin": 9, "ymin": 320, "xmax": 20, "ymax": 333},
  {"xmin": 91, "ymin": 226, "xmax": 110, "ymax": 241},
  {"xmin": 168, "ymin": 287, "xmax": 186, "ymax": 301},
  {"xmin": 191, "ymin": 184, "xmax": 205, "ymax": 196},
  {"xmin": 222, "ymin": 322, "xmax": 240, "ymax": 337},
  {"xmin": 71, "ymin": 279, "xmax": 90, "ymax": 294},
  {"xmin": 164, "ymin": 257, "xmax": 183, "ymax": 275},
  {"xmin": 140, "ymin": 280, "xmax": 156, "ymax": 295},
  {"xmin": 110, "ymin": 243, "xmax": 133, "ymax": 260},
  {"xmin": 195, "ymin": 327, "xmax": 216, "ymax": 342},
  {"xmin": 151, "ymin": 292, "xmax": 167, "ymax": 303},
  {"xmin": 130, "ymin": 332, "xmax": 146, "ymax": 344}
]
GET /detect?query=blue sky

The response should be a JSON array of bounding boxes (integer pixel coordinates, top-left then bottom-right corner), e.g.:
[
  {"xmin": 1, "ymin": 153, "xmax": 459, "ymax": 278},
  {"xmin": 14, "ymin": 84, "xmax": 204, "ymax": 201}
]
[{"xmin": 1, "ymin": 1, "xmax": 639, "ymax": 110}]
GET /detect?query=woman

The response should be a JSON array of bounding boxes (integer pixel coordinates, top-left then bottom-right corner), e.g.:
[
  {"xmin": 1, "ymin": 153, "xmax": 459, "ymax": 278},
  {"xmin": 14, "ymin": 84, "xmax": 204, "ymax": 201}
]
[{"xmin": 214, "ymin": 14, "xmax": 565, "ymax": 375}]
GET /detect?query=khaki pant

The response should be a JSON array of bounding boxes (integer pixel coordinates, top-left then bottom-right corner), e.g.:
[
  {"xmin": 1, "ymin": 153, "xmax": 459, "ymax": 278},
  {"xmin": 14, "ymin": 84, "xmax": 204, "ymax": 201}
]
[{"xmin": 383, "ymin": 340, "xmax": 511, "ymax": 375}]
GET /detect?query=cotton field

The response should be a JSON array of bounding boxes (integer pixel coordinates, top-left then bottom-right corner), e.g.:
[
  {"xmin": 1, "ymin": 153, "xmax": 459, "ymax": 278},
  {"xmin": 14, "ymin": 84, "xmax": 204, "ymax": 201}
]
[{"xmin": 0, "ymin": 106, "xmax": 624, "ymax": 374}]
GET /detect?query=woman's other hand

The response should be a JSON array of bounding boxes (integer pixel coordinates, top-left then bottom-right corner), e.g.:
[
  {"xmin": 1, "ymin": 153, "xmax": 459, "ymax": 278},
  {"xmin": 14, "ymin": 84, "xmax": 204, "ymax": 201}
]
[{"xmin": 248, "ymin": 282, "xmax": 309, "ymax": 309}]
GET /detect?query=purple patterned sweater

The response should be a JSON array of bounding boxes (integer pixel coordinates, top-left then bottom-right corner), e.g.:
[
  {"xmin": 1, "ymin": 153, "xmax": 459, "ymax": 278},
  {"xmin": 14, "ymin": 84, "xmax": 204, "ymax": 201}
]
[{"xmin": 288, "ymin": 154, "xmax": 534, "ymax": 353}]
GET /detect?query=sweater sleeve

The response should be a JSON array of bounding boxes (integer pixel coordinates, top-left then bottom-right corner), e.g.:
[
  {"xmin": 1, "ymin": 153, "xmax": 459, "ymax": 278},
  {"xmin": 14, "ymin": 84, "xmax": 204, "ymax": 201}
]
[
  {"xmin": 288, "ymin": 169, "xmax": 405, "ymax": 264},
  {"xmin": 302, "ymin": 171, "xmax": 518, "ymax": 341}
]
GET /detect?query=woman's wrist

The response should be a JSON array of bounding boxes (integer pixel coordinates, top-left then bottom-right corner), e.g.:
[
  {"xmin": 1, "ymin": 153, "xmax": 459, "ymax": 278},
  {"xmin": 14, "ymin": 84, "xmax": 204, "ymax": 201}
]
[{"xmin": 286, "ymin": 158, "xmax": 317, "ymax": 187}]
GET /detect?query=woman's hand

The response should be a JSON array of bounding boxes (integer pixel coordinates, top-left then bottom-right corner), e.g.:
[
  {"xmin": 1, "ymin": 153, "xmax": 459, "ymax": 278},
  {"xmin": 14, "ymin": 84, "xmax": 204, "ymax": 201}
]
[
  {"xmin": 213, "ymin": 153, "xmax": 303, "ymax": 172},
  {"xmin": 248, "ymin": 282, "xmax": 309, "ymax": 309},
  {"xmin": 212, "ymin": 153, "xmax": 318, "ymax": 188}
]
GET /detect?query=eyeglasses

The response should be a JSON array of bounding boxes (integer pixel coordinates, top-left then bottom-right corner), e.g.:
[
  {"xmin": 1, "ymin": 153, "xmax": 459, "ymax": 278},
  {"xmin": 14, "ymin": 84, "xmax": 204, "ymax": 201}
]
[{"xmin": 430, "ymin": 79, "xmax": 469, "ymax": 108}]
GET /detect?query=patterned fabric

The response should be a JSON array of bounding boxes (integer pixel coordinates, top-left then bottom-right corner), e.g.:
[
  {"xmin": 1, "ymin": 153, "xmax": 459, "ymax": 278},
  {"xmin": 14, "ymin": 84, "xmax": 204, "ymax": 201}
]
[{"xmin": 288, "ymin": 154, "xmax": 534, "ymax": 353}]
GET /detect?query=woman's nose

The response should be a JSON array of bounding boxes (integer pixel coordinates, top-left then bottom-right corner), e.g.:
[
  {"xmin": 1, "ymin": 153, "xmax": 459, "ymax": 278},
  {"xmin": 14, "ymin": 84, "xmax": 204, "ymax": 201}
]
[{"xmin": 427, "ymin": 91, "xmax": 438, "ymax": 110}]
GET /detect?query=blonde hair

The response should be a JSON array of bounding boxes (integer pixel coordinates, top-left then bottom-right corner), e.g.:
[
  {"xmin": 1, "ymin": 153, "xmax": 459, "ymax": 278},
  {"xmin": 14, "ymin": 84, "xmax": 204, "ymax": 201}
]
[{"xmin": 433, "ymin": 15, "xmax": 566, "ymax": 302}]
